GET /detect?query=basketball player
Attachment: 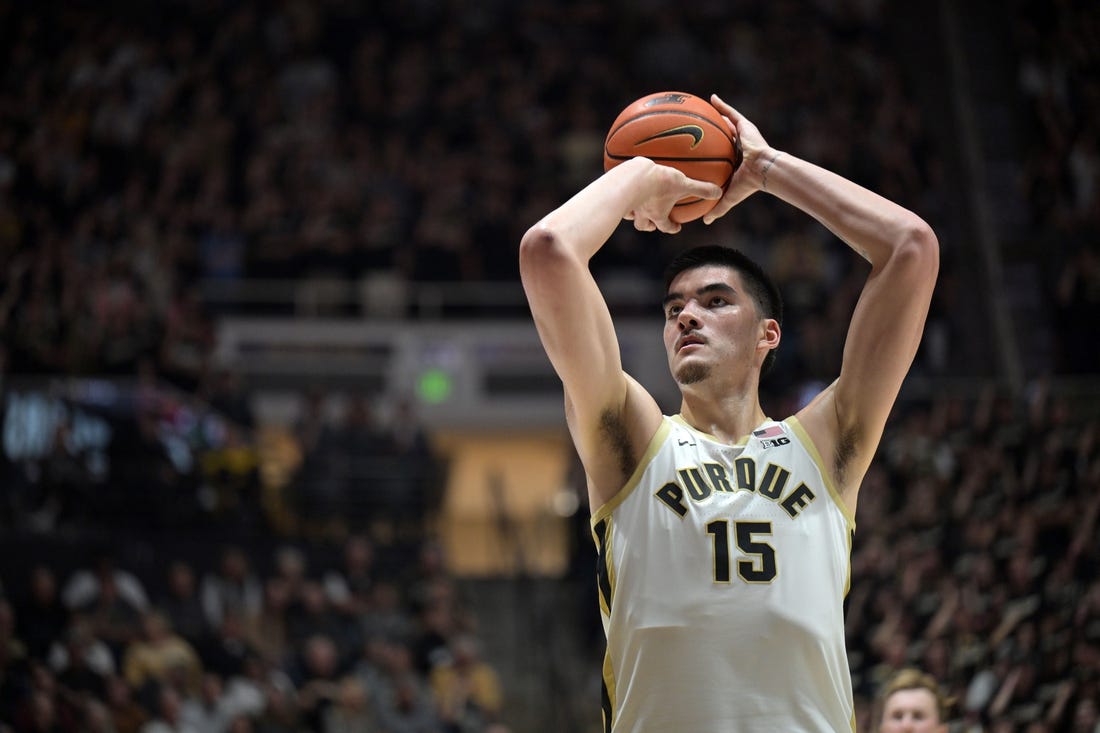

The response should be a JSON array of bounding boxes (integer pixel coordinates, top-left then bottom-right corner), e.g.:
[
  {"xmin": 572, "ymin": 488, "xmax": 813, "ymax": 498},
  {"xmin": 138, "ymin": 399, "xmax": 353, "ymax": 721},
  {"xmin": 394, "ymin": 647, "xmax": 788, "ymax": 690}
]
[
  {"xmin": 519, "ymin": 94, "xmax": 938, "ymax": 732},
  {"xmin": 879, "ymin": 668, "xmax": 951, "ymax": 733}
]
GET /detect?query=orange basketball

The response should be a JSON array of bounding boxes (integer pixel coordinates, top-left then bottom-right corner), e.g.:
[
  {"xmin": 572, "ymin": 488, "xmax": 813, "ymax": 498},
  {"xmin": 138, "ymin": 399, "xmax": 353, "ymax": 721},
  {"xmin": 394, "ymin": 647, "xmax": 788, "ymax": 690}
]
[{"xmin": 604, "ymin": 92, "xmax": 741, "ymax": 223}]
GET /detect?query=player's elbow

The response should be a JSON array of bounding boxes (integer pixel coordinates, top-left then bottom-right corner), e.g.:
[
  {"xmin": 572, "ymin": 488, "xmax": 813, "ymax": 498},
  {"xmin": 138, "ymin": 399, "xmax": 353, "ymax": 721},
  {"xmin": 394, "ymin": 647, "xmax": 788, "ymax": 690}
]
[
  {"xmin": 896, "ymin": 218, "xmax": 940, "ymax": 284},
  {"xmin": 520, "ymin": 224, "xmax": 576, "ymax": 284},
  {"xmin": 520, "ymin": 224, "xmax": 559, "ymax": 264}
]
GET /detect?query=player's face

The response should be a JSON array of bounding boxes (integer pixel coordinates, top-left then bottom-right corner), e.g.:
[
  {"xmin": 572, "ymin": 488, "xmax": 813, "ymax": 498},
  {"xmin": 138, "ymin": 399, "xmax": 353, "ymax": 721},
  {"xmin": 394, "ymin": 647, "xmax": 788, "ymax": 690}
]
[
  {"xmin": 879, "ymin": 689, "xmax": 945, "ymax": 733},
  {"xmin": 662, "ymin": 265, "xmax": 762, "ymax": 385}
]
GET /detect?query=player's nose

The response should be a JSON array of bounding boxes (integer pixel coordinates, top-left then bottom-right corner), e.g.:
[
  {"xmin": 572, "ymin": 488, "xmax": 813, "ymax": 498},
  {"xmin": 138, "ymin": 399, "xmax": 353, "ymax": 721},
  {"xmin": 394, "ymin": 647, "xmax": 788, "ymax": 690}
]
[{"xmin": 677, "ymin": 309, "xmax": 700, "ymax": 330}]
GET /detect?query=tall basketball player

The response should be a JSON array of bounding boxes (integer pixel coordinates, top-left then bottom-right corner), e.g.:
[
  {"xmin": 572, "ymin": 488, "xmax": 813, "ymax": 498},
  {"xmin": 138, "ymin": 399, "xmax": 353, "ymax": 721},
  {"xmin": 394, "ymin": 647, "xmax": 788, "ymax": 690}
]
[{"xmin": 519, "ymin": 94, "xmax": 938, "ymax": 732}]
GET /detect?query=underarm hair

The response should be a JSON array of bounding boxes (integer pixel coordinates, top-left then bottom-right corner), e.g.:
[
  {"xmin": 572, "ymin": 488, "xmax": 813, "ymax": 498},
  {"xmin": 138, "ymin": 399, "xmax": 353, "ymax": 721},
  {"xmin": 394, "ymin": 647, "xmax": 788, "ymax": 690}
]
[
  {"xmin": 833, "ymin": 425, "xmax": 858, "ymax": 487},
  {"xmin": 599, "ymin": 408, "xmax": 636, "ymax": 482}
]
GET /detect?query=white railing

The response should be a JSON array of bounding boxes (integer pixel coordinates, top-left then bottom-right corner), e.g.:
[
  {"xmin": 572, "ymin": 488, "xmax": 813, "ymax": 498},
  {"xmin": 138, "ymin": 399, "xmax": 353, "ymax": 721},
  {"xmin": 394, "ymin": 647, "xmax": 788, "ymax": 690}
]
[{"xmin": 215, "ymin": 316, "xmax": 678, "ymax": 430}]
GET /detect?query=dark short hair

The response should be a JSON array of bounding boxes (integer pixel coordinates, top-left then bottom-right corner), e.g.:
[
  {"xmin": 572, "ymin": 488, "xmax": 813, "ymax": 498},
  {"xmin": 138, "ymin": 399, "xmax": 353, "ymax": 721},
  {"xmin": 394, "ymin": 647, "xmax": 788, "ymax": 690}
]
[{"xmin": 663, "ymin": 245, "xmax": 784, "ymax": 374}]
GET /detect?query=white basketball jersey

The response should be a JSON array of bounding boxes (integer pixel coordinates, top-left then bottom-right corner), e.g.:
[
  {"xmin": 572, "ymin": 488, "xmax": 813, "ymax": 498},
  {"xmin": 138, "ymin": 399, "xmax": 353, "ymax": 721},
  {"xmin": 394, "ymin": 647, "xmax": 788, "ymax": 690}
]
[{"xmin": 590, "ymin": 415, "xmax": 856, "ymax": 733}]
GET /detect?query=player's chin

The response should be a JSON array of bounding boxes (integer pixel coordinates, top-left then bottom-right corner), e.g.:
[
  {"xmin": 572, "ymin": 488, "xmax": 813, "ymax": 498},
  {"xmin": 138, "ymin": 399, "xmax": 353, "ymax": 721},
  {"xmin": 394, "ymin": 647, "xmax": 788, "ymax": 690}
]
[{"xmin": 674, "ymin": 362, "xmax": 710, "ymax": 386}]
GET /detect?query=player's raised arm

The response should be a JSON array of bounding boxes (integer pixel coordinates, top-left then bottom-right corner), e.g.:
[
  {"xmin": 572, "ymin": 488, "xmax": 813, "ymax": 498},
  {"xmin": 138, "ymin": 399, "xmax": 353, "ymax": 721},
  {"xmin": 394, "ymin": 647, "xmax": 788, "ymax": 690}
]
[
  {"xmin": 707, "ymin": 94, "xmax": 939, "ymax": 511},
  {"xmin": 519, "ymin": 157, "xmax": 721, "ymax": 507}
]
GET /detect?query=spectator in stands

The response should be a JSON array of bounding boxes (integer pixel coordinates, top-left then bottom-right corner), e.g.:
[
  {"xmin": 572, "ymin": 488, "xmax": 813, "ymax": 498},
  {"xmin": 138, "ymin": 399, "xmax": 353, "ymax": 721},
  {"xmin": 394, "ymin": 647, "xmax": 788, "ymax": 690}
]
[
  {"xmin": 360, "ymin": 580, "xmax": 415, "ymax": 646},
  {"xmin": 83, "ymin": 698, "xmax": 120, "ymax": 733},
  {"xmin": 271, "ymin": 546, "xmax": 308, "ymax": 610},
  {"xmin": 364, "ymin": 637, "xmax": 424, "ymax": 717},
  {"xmin": 291, "ymin": 390, "xmax": 351, "ymax": 525},
  {"xmin": 253, "ymin": 679, "xmax": 302, "ymax": 733},
  {"xmin": 62, "ymin": 552, "xmax": 148, "ymax": 617},
  {"xmin": 195, "ymin": 610, "xmax": 259, "ymax": 682},
  {"xmin": 286, "ymin": 581, "xmax": 357, "ymax": 656},
  {"xmin": 48, "ymin": 617, "xmax": 113, "ymax": 699},
  {"xmin": 38, "ymin": 418, "xmax": 92, "ymax": 531},
  {"xmin": 217, "ymin": 654, "xmax": 268, "ymax": 724},
  {"xmin": 429, "ymin": 634, "xmax": 502, "ymax": 733},
  {"xmin": 104, "ymin": 674, "xmax": 149, "ymax": 733},
  {"xmin": 78, "ymin": 571, "xmax": 145, "ymax": 661},
  {"xmin": 411, "ymin": 600, "xmax": 455, "ymax": 678},
  {"xmin": 19, "ymin": 686, "xmax": 65, "ymax": 733},
  {"xmin": 202, "ymin": 369, "xmax": 256, "ymax": 431},
  {"xmin": 178, "ymin": 671, "xmax": 230, "ymax": 733},
  {"xmin": 322, "ymin": 534, "xmax": 376, "ymax": 618},
  {"xmin": 376, "ymin": 671, "xmax": 443, "ymax": 733},
  {"xmin": 877, "ymin": 667, "xmax": 950, "ymax": 733},
  {"xmin": 158, "ymin": 286, "xmax": 214, "ymax": 393},
  {"xmin": 198, "ymin": 424, "xmax": 264, "ymax": 530},
  {"xmin": 321, "ymin": 676, "xmax": 380, "ymax": 733},
  {"xmin": 244, "ymin": 578, "xmax": 291, "ymax": 670},
  {"xmin": 1053, "ymin": 244, "xmax": 1100, "ymax": 374},
  {"xmin": 122, "ymin": 611, "xmax": 203, "ymax": 699},
  {"xmin": 140, "ymin": 685, "xmax": 200, "ymax": 733},
  {"xmin": 0, "ymin": 599, "xmax": 28, "ymax": 699},
  {"xmin": 386, "ymin": 398, "xmax": 443, "ymax": 528},
  {"xmin": 291, "ymin": 634, "xmax": 343, "ymax": 732},
  {"xmin": 13, "ymin": 566, "xmax": 69, "ymax": 662},
  {"xmin": 405, "ymin": 540, "xmax": 454, "ymax": 615},
  {"xmin": 200, "ymin": 547, "xmax": 263, "ymax": 633},
  {"xmin": 156, "ymin": 562, "xmax": 208, "ymax": 648}
]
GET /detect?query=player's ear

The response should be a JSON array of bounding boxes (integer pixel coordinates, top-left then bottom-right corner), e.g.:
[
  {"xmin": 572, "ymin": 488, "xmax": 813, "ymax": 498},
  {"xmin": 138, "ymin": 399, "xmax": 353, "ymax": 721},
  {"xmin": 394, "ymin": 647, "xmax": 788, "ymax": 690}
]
[{"xmin": 758, "ymin": 318, "xmax": 781, "ymax": 351}]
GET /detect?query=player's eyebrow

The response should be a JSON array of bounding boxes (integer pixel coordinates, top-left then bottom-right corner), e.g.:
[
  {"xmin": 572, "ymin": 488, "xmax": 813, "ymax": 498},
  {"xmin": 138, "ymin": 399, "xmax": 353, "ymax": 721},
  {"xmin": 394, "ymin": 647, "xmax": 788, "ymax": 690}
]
[{"xmin": 662, "ymin": 282, "xmax": 737, "ymax": 307}]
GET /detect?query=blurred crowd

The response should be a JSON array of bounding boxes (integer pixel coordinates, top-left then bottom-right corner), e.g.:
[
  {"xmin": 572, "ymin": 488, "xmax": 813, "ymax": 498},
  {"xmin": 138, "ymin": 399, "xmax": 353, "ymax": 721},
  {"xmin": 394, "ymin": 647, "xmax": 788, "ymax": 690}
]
[
  {"xmin": 1010, "ymin": 0, "xmax": 1100, "ymax": 376},
  {"xmin": 0, "ymin": 537, "xmax": 509, "ymax": 733},
  {"xmin": 4, "ymin": 0, "xmax": 1094, "ymax": 387},
  {"xmin": 0, "ymin": 376, "xmax": 444, "ymax": 546},
  {"xmin": 843, "ymin": 380, "xmax": 1099, "ymax": 732},
  {"xmin": 290, "ymin": 391, "xmax": 444, "ymax": 537},
  {"xmin": 0, "ymin": 0, "xmax": 963, "ymax": 390}
]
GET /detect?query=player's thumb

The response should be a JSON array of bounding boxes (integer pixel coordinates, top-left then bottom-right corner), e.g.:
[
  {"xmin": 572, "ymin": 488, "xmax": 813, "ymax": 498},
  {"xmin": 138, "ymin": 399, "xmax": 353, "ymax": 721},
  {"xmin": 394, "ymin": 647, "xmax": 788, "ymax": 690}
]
[
  {"xmin": 702, "ymin": 189, "xmax": 753, "ymax": 225},
  {"xmin": 691, "ymin": 182, "xmax": 724, "ymax": 201}
]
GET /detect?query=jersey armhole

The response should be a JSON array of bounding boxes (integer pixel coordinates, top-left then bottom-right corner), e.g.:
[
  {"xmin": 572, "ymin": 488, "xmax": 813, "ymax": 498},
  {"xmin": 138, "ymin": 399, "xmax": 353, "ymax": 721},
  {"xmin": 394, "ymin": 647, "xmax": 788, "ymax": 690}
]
[{"xmin": 785, "ymin": 416, "xmax": 856, "ymax": 532}]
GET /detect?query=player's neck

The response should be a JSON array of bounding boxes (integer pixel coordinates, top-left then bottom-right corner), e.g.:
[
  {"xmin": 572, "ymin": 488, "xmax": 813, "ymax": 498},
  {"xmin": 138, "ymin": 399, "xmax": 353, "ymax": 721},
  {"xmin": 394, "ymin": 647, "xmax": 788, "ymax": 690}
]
[{"xmin": 678, "ymin": 390, "xmax": 767, "ymax": 445}]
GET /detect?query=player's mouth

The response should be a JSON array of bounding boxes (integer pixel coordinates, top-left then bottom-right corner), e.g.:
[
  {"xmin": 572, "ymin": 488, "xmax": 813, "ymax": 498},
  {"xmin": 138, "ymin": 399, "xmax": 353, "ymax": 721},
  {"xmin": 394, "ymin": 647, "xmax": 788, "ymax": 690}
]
[{"xmin": 677, "ymin": 333, "xmax": 705, "ymax": 352}]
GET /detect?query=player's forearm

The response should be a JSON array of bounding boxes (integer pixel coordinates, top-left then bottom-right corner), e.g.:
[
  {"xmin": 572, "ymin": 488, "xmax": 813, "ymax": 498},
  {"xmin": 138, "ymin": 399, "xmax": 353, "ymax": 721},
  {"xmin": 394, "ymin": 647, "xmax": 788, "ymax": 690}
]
[
  {"xmin": 755, "ymin": 150, "xmax": 936, "ymax": 266},
  {"xmin": 525, "ymin": 157, "xmax": 655, "ymax": 261}
]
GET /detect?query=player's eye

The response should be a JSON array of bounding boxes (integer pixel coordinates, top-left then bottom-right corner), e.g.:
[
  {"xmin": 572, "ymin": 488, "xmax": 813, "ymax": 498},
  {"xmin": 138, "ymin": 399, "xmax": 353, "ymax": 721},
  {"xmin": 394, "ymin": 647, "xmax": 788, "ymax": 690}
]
[
  {"xmin": 666, "ymin": 305, "xmax": 682, "ymax": 319},
  {"xmin": 709, "ymin": 296, "xmax": 728, "ymax": 307}
]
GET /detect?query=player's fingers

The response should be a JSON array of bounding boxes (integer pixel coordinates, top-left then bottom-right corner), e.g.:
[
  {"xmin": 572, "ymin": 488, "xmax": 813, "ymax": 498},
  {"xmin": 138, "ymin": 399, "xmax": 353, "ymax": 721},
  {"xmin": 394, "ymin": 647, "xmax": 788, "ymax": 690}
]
[
  {"xmin": 633, "ymin": 217, "xmax": 656, "ymax": 232},
  {"xmin": 711, "ymin": 94, "xmax": 741, "ymax": 122},
  {"xmin": 702, "ymin": 190, "xmax": 752, "ymax": 225},
  {"xmin": 687, "ymin": 182, "xmax": 724, "ymax": 201},
  {"xmin": 654, "ymin": 217, "xmax": 681, "ymax": 235},
  {"xmin": 702, "ymin": 203, "xmax": 731, "ymax": 226},
  {"xmin": 624, "ymin": 212, "xmax": 635, "ymax": 221}
]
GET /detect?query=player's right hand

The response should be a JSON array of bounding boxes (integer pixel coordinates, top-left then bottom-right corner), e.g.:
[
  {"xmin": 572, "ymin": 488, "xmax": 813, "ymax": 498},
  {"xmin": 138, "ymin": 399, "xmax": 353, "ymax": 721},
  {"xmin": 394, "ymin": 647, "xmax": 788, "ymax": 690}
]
[{"xmin": 625, "ymin": 158, "xmax": 723, "ymax": 234}]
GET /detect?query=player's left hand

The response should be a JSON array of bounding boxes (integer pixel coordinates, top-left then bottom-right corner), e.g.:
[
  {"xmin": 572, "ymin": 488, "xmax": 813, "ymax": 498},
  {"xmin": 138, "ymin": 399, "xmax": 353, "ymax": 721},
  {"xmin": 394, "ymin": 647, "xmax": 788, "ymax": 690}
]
[{"xmin": 703, "ymin": 94, "xmax": 780, "ymax": 225}]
